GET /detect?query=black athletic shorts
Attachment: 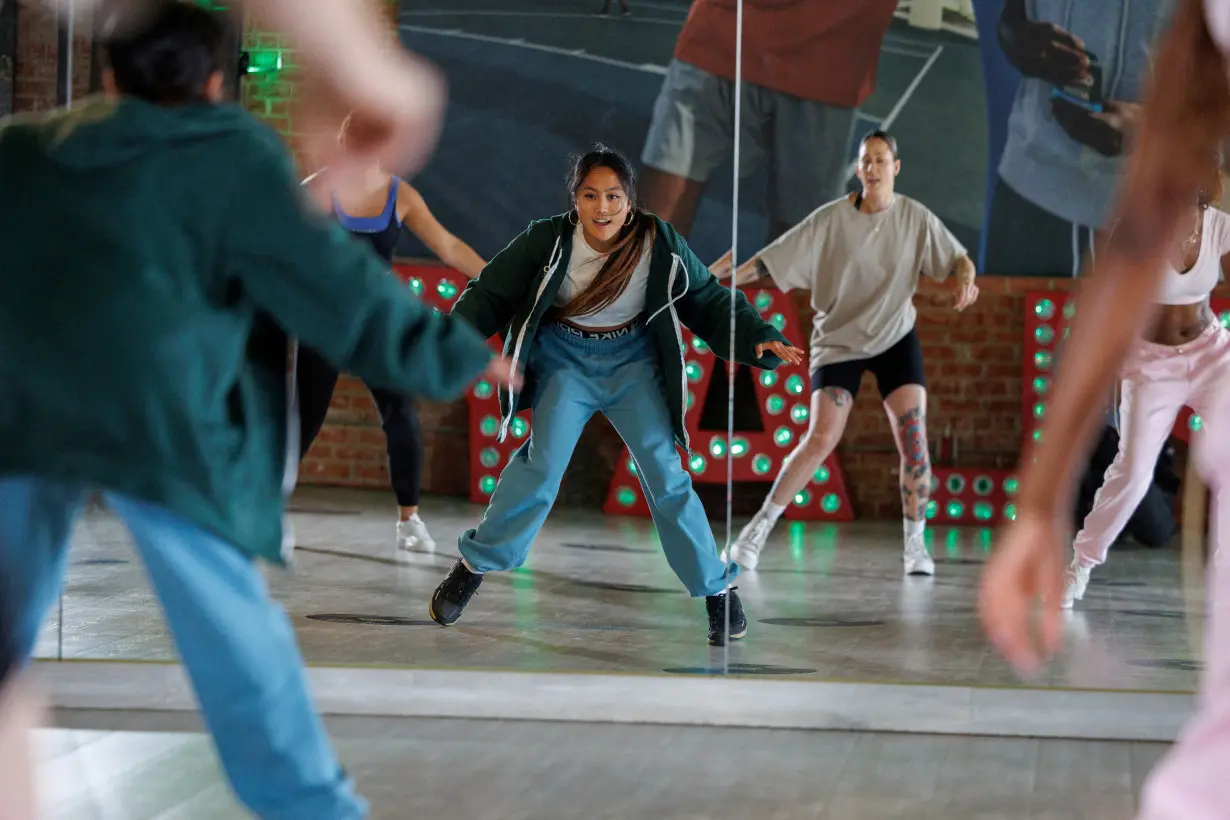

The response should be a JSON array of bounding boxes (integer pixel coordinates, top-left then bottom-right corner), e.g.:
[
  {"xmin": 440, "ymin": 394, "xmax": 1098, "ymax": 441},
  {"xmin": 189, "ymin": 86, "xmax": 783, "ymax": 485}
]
[{"xmin": 810, "ymin": 328, "xmax": 926, "ymax": 399}]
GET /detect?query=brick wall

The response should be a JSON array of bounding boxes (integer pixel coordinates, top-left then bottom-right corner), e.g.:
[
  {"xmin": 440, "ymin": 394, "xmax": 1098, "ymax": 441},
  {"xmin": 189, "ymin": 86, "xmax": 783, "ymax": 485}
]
[
  {"xmin": 299, "ymin": 273, "xmax": 1090, "ymax": 518},
  {"xmin": 14, "ymin": 0, "xmax": 92, "ymax": 114}
]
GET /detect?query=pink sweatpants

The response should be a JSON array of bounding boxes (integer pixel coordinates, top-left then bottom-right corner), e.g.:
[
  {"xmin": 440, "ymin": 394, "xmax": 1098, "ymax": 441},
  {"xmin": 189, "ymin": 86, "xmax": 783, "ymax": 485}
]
[
  {"xmin": 1073, "ymin": 323, "xmax": 1228, "ymax": 569},
  {"xmin": 1094, "ymin": 323, "xmax": 1230, "ymax": 820}
]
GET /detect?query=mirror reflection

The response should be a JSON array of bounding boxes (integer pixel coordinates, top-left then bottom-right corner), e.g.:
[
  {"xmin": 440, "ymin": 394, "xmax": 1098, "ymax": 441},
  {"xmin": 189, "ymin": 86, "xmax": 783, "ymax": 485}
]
[{"xmin": 23, "ymin": 0, "xmax": 1208, "ymax": 704}]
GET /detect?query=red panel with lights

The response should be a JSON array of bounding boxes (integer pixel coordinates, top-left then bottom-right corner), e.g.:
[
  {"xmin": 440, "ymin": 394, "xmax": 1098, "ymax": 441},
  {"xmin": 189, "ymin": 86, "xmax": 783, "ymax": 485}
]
[
  {"xmin": 927, "ymin": 469, "xmax": 1017, "ymax": 526},
  {"xmin": 601, "ymin": 288, "xmax": 853, "ymax": 520}
]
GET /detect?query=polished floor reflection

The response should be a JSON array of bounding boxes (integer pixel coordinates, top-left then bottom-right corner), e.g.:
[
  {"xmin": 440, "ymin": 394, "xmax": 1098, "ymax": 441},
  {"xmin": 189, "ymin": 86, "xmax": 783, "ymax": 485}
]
[
  {"xmin": 38, "ymin": 714, "xmax": 1165, "ymax": 819},
  {"xmin": 39, "ymin": 487, "xmax": 1203, "ymax": 691}
]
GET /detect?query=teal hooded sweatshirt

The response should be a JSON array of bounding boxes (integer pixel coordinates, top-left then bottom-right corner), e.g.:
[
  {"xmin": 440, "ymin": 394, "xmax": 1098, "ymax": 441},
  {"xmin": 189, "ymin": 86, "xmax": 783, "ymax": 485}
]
[{"xmin": 0, "ymin": 96, "xmax": 493, "ymax": 562}]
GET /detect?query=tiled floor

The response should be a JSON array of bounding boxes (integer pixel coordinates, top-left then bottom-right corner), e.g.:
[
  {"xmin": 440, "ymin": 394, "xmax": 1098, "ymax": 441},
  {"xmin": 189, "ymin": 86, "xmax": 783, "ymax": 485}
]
[
  {"xmin": 37, "ymin": 714, "xmax": 1168, "ymax": 819},
  {"xmin": 36, "ymin": 487, "xmax": 1205, "ymax": 692}
]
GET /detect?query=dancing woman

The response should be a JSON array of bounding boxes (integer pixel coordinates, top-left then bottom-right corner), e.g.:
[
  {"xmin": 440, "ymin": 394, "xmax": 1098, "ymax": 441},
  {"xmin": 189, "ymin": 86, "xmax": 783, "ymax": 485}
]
[
  {"xmin": 981, "ymin": 1, "xmax": 1230, "ymax": 817},
  {"xmin": 1063, "ymin": 176, "xmax": 1230, "ymax": 608},
  {"xmin": 429, "ymin": 146, "xmax": 804, "ymax": 645},
  {"xmin": 299, "ymin": 131, "xmax": 486, "ymax": 551}
]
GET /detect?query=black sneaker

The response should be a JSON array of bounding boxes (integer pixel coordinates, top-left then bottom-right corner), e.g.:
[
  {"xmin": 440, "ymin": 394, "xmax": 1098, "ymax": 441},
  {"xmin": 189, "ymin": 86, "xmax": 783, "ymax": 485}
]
[
  {"xmin": 429, "ymin": 560, "xmax": 484, "ymax": 626},
  {"xmin": 705, "ymin": 588, "xmax": 748, "ymax": 646}
]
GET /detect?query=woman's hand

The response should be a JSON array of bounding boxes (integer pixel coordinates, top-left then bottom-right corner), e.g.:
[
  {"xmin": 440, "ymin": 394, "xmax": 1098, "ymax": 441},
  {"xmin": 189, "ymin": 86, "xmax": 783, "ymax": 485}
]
[
  {"xmin": 998, "ymin": 13, "xmax": 1091, "ymax": 87},
  {"xmin": 755, "ymin": 341, "xmax": 805, "ymax": 366},
  {"xmin": 952, "ymin": 275, "xmax": 980, "ymax": 311},
  {"xmin": 482, "ymin": 355, "xmax": 522, "ymax": 390},
  {"xmin": 979, "ymin": 506, "xmax": 1069, "ymax": 674},
  {"xmin": 1052, "ymin": 99, "xmax": 1142, "ymax": 157}
]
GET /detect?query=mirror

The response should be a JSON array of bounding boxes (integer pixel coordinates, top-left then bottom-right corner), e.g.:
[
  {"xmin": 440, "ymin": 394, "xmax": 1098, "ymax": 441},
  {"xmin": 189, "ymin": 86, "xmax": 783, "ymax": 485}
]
[{"xmin": 46, "ymin": 0, "xmax": 1205, "ymax": 706}]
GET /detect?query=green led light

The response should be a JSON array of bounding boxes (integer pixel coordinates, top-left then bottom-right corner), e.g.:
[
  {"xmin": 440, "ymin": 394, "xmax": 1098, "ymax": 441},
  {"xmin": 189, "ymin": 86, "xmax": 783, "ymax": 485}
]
[
  {"xmin": 408, "ymin": 277, "xmax": 424, "ymax": 296},
  {"xmin": 1035, "ymin": 325, "xmax": 1055, "ymax": 345},
  {"xmin": 769, "ymin": 313, "xmax": 786, "ymax": 331},
  {"xmin": 1033, "ymin": 376, "xmax": 1050, "ymax": 395},
  {"xmin": 1063, "ymin": 327, "xmax": 1071, "ymax": 340},
  {"xmin": 946, "ymin": 500, "xmax": 965, "ymax": 519},
  {"xmin": 437, "ymin": 279, "xmax": 458, "ymax": 300},
  {"xmin": 479, "ymin": 416, "xmax": 499, "ymax": 437},
  {"xmin": 925, "ymin": 500, "xmax": 938, "ymax": 519},
  {"xmin": 686, "ymin": 391, "xmax": 696, "ymax": 410},
  {"xmin": 691, "ymin": 337, "xmax": 709, "ymax": 353},
  {"xmin": 510, "ymin": 417, "xmax": 529, "ymax": 438},
  {"xmin": 785, "ymin": 375, "xmax": 805, "ymax": 395},
  {"xmin": 709, "ymin": 437, "xmax": 727, "ymax": 458},
  {"xmin": 478, "ymin": 475, "xmax": 497, "ymax": 494},
  {"xmin": 813, "ymin": 465, "xmax": 830, "ymax": 484},
  {"xmin": 1063, "ymin": 300, "xmax": 1077, "ymax": 319},
  {"xmin": 793, "ymin": 489, "xmax": 811, "ymax": 507},
  {"xmin": 755, "ymin": 291, "xmax": 773, "ymax": 311},
  {"xmin": 760, "ymin": 371, "xmax": 778, "ymax": 388},
  {"xmin": 752, "ymin": 454, "xmax": 773, "ymax": 475},
  {"xmin": 689, "ymin": 455, "xmax": 707, "ymax": 474},
  {"xmin": 616, "ymin": 487, "xmax": 637, "ymax": 507},
  {"xmin": 1221, "ymin": 312, "xmax": 1230, "ymax": 329},
  {"xmin": 774, "ymin": 426, "xmax": 794, "ymax": 447},
  {"xmin": 627, "ymin": 458, "xmax": 638, "ymax": 476},
  {"xmin": 973, "ymin": 476, "xmax": 994, "ymax": 496},
  {"xmin": 472, "ymin": 380, "xmax": 493, "ymax": 400},
  {"xmin": 930, "ymin": 474, "xmax": 940, "ymax": 493},
  {"xmin": 731, "ymin": 437, "xmax": 749, "ymax": 457},
  {"xmin": 790, "ymin": 404, "xmax": 809, "ymax": 424},
  {"xmin": 1004, "ymin": 477, "xmax": 1019, "ymax": 496},
  {"xmin": 1034, "ymin": 299, "xmax": 1055, "ymax": 320},
  {"xmin": 973, "ymin": 501, "xmax": 994, "ymax": 521},
  {"xmin": 1004, "ymin": 503, "xmax": 1017, "ymax": 521},
  {"xmin": 1034, "ymin": 351, "xmax": 1052, "ymax": 370},
  {"xmin": 1191, "ymin": 414, "xmax": 1204, "ymax": 431},
  {"xmin": 244, "ymin": 48, "xmax": 284, "ymax": 75},
  {"xmin": 821, "ymin": 493, "xmax": 841, "ymax": 513},
  {"xmin": 685, "ymin": 362, "xmax": 704, "ymax": 383},
  {"xmin": 479, "ymin": 447, "xmax": 500, "ymax": 468},
  {"xmin": 1032, "ymin": 429, "xmax": 1043, "ymax": 442},
  {"xmin": 766, "ymin": 395, "xmax": 785, "ymax": 415},
  {"xmin": 946, "ymin": 474, "xmax": 966, "ymax": 495},
  {"xmin": 1034, "ymin": 402, "xmax": 1046, "ymax": 419}
]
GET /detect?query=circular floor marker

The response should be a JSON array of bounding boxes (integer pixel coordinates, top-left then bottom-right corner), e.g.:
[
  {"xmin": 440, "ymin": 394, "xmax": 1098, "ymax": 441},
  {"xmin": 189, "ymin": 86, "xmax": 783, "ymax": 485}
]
[
  {"xmin": 1127, "ymin": 659, "xmax": 1203, "ymax": 672},
  {"xmin": 73, "ymin": 559, "xmax": 129, "ymax": 566},
  {"xmin": 1118, "ymin": 609, "xmax": 1189, "ymax": 620},
  {"xmin": 760, "ymin": 617, "xmax": 885, "ymax": 628},
  {"xmin": 306, "ymin": 614, "xmax": 436, "ymax": 627},
  {"xmin": 663, "ymin": 663, "xmax": 817, "ymax": 676},
  {"xmin": 574, "ymin": 580, "xmax": 678, "ymax": 594},
  {"xmin": 560, "ymin": 542, "xmax": 654, "ymax": 554}
]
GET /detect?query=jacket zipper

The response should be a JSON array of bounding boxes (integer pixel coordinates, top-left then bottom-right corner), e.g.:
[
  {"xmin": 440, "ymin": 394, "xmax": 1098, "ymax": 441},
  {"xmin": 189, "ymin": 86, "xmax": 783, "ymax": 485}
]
[
  {"xmin": 499, "ymin": 234, "xmax": 564, "ymax": 441},
  {"xmin": 646, "ymin": 253, "xmax": 690, "ymax": 453}
]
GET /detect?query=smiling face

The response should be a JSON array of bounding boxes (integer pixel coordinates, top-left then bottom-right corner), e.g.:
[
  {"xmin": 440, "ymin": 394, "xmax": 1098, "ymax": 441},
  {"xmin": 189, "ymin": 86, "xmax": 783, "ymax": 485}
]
[
  {"xmin": 856, "ymin": 137, "xmax": 900, "ymax": 196},
  {"xmin": 574, "ymin": 166, "xmax": 630, "ymax": 251}
]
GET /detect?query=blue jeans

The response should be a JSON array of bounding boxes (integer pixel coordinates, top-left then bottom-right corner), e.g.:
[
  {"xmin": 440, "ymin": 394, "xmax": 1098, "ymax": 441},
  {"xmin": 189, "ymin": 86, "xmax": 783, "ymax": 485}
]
[
  {"xmin": 460, "ymin": 324, "xmax": 738, "ymax": 597},
  {"xmin": 0, "ymin": 477, "xmax": 366, "ymax": 820}
]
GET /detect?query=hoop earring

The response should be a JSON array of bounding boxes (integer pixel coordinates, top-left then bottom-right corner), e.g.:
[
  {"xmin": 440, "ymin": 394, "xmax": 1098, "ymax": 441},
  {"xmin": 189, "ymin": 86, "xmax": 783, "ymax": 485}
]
[
  {"xmin": 624, "ymin": 209, "xmax": 635, "ymax": 226},
  {"xmin": 568, "ymin": 210, "xmax": 579, "ymax": 227}
]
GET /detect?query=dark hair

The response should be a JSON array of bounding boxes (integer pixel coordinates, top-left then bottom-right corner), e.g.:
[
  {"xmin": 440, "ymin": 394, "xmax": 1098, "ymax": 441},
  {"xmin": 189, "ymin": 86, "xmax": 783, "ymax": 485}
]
[
  {"xmin": 103, "ymin": 0, "xmax": 224, "ymax": 105},
  {"xmin": 859, "ymin": 129, "xmax": 899, "ymax": 160},
  {"xmin": 557, "ymin": 145, "xmax": 657, "ymax": 321}
]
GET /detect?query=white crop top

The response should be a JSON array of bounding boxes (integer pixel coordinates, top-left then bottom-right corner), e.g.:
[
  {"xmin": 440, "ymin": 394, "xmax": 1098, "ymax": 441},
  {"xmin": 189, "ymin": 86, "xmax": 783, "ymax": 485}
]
[
  {"xmin": 1156, "ymin": 207, "xmax": 1230, "ymax": 306},
  {"xmin": 554, "ymin": 221, "xmax": 651, "ymax": 328}
]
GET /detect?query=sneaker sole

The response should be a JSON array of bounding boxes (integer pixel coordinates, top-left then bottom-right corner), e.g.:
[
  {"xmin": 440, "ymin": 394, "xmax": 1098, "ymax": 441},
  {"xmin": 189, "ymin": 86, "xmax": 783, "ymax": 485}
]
[
  {"xmin": 428, "ymin": 599, "xmax": 455, "ymax": 627},
  {"xmin": 708, "ymin": 627, "xmax": 748, "ymax": 646}
]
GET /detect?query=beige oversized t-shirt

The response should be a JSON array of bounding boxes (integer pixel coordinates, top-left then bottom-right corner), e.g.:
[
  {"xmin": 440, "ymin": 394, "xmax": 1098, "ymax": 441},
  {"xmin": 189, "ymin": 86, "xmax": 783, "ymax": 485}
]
[{"xmin": 758, "ymin": 194, "xmax": 966, "ymax": 367}]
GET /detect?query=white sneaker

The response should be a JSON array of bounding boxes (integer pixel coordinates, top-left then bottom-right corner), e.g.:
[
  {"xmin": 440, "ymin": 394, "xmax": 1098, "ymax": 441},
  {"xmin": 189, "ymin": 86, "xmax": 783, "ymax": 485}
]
[
  {"xmin": 1061, "ymin": 558, "xmax": 1091, "ymax": 609},
  {"xmin": 397, "ymin": 514, "xmax": 436, "ymax": 552},
  {"xmin": 903, "ymin": 535, "xmax": 935, "ymax": 576},
  {"xmin": 729, "ymin": 514, "xmax": 775, "ymax": 571}
]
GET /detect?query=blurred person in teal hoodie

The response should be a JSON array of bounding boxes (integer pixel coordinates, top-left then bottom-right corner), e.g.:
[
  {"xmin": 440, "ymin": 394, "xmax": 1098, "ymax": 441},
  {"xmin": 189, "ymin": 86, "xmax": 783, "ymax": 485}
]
[{"xmin": 0, "ymin": 3, "xmax": 515, "ymax": 817}]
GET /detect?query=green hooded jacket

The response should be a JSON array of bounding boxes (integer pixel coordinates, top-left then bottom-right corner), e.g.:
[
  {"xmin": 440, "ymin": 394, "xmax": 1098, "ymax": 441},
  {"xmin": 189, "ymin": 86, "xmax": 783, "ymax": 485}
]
[
  {"xmin": 452, "ymin": 213, "xmax": 791, "ymax": 453},
  {"xmin": 0, "ymin": 97, "xmax": 493, "ymax": 562}
]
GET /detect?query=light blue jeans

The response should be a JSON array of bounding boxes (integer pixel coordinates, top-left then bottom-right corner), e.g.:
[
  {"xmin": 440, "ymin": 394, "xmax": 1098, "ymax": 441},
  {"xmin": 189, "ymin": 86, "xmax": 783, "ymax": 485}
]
[
  {"xmin": 0, "ymin": 477, "xmax": 366, "ymax": 820},
  {"xmin": 460, "ymin": 323, "xmax": 738, "ymax": 597}
]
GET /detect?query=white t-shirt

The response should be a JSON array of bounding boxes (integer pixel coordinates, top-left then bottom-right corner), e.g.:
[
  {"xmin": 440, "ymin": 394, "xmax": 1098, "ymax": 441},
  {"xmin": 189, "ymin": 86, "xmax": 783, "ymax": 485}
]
[
  {"xmin": 1156, "ymin": 206, "xmax": 1230, "ymax": 305},
  {"xmin": 758, "ymin": 194, "xmax": 967, "ymax": 367},
  {"xmin": 554, "ymin": 221, "xmax": 651, "ymax": 328}
]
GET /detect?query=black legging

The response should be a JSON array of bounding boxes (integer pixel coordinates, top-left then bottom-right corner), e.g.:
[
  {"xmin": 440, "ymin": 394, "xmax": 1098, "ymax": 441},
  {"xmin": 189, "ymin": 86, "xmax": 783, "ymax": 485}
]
[{"xmin": 296, "ymin": 346, "xmax": 423, "ymax": 507}]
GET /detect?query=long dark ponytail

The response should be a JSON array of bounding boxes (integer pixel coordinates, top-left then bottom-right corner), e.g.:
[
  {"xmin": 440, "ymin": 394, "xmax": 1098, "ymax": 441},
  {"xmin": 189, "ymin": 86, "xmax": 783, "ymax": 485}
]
[{"xmin": 557, "ymin": 145, "xmax": 657, "ymax": 320}]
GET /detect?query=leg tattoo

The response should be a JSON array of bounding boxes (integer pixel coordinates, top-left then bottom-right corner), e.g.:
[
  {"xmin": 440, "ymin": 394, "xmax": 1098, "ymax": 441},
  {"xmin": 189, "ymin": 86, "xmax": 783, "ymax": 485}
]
[
  {"xmin": 822, "ymin": 387, "xmax": 852, "ymax": 408},
  {"xmin": 897, "ymin": 407, "xmax": 930, "ymax": 522}
]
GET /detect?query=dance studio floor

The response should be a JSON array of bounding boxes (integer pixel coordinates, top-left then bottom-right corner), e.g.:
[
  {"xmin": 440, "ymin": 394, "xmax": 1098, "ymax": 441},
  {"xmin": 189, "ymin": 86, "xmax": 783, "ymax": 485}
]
[
  {"xmin": 38, "ymin": 487, "xmax": 1203, "ymax": 694},
  {"xmin": 35, "ymin": 712, "xmax": 1165, "ymax": 819}
]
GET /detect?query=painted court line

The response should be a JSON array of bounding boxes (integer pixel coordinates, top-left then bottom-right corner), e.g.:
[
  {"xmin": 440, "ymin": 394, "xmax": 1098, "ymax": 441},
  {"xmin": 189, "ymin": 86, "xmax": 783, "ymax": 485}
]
[
  {"xmin": 401, "ymin": 9, "xmax": 683, "ymax": 26},
  {"xmin": 400, "ymin": 24, "xmax": 669, "ymax": 75},
  {"xmin": 845, "ymin": 45, "xmax": 944, "ymax": 179}
]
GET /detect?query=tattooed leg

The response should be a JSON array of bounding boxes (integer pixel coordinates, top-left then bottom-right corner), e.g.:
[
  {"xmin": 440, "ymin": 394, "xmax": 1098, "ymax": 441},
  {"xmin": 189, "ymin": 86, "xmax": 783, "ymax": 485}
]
[
  {"xmin": 895, "ymin": 406, "xmax": 931, "ymax": 522},
  {"xmin": 766, "ymin": 387, "xmax": 855, "ymax": 506}
]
